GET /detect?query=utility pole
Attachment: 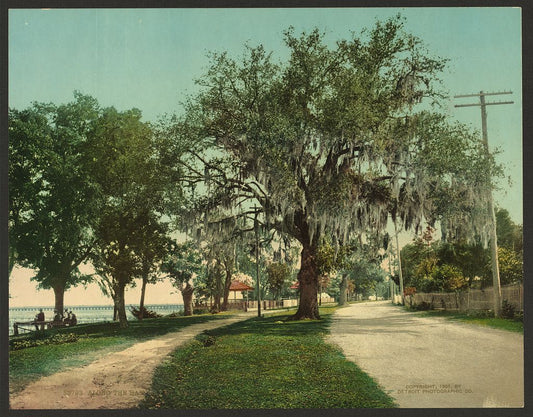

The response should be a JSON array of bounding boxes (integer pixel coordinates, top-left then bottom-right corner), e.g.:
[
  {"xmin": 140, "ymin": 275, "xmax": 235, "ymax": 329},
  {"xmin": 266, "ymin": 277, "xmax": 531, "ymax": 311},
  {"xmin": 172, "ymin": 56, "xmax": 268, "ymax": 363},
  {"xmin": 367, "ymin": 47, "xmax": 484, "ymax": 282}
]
[
  {"xmin": 387, "ymin": 251, "xmax": 395, "ymax": 304},
  {"xmin": 254, "ymin": 207, "xmax": 261, "ymax": 317},
  {"xmin": 454, "ymin": 91, "xmax": 513, "ymax": 318},
  {"xmin": 393, "ymin": 221, "xmax": 405, "ymax": 305}
]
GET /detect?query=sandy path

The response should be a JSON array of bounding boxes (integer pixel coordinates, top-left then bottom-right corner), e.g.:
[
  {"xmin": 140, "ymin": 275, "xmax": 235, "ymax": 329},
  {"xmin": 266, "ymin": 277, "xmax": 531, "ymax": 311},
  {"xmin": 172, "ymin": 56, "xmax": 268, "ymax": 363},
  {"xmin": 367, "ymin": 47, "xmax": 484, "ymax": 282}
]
[
  {"xmin": 10, "ymin": 313, "xmax": 253, "ymax": 409},
  {"xmin": 328, "ymin": 301, "xmax": 523, "ymax": 408}
]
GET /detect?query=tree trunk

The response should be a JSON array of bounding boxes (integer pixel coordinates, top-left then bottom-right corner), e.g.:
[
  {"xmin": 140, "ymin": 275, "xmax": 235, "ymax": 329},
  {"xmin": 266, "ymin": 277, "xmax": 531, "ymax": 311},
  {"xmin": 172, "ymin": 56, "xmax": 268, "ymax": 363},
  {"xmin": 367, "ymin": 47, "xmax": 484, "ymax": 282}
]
[
  {"xmin": 181, "ymin": 282, "xmax": 194, "ymax": 316},
  {"xmin": 221, "ymin": 265, "xmax": 232, "ymax": 311},
  {"xmin": 114, "ymin": 281, "xmax": 128, "ymax": 328},
  {"xmin": 8, "ymin": 246, "xmax": 16, "ymax": 278},
  {"xmin": 53, "ymin": 284, "xmax": 65, "ymax": 318},
  {"xmin": 319, "ymin": 277, "xmax": 323, "ymax": 306},
  {"xmin": 289, "ymin": 244, "xmax": 320, "ymax": 320},
  {"xmin": 212, "ymin": 264, "xmax": 223, "ymax": 312},
  {"xmin": 339, "ymin": 273, "xmax": 348, "ymax": 305},
  {"xmin": 138, "ymin": 276, "xmax": 148, "ymax": 321}
]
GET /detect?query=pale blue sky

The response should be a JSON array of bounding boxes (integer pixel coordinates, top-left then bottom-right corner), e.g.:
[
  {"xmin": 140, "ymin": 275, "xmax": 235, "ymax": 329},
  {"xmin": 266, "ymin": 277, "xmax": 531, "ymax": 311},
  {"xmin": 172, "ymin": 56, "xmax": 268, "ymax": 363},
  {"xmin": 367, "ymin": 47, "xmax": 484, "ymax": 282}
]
[
  {"xmin": 8, "ymin": 7, "xmax": 523, "ymax": 307},
  {"xmin": 9, "ymin": 7, "xmax": 522, "ymax": 223}
]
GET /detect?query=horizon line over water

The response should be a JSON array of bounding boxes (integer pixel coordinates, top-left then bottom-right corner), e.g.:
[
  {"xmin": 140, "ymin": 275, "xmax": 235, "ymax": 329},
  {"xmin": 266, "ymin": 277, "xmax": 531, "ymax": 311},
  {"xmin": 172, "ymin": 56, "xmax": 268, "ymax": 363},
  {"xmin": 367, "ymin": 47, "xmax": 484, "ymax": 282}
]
[{"xmin": 9, "ymin": 303, "xmax": 184, "ymax": 310}]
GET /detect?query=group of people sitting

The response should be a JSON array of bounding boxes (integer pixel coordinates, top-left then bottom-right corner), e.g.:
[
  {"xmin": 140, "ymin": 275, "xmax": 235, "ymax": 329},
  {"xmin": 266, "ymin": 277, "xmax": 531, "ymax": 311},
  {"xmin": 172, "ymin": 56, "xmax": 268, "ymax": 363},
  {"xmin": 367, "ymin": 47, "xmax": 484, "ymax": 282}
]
[
  {"xmin": 54, "ymin": 309, "xmax": 77, "ymax": 326},
  {"xmin": 33, "ymin": 308, "xmax": 77, "ymax": 330}
]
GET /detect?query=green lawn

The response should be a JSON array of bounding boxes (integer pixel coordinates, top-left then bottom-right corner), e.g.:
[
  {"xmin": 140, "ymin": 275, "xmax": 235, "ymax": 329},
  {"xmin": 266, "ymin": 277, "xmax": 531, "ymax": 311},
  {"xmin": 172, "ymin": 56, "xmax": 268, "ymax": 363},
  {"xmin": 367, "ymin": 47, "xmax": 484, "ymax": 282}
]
[
  {"xmin": 138, "ymin": 307, "xmax": 397, "ymax": 409},
  {"xmin": 9, "ymin": 313, "xmax": 231, "ymax": 394},
  {"xmin": 412, "ymin": 309, "xmax": 523, "ymax": 333}
]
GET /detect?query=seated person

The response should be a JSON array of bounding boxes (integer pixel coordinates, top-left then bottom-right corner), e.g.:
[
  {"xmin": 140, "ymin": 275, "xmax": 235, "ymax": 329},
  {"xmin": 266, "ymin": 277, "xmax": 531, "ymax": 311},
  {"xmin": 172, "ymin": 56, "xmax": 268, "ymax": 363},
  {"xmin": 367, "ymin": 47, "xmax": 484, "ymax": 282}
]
[
  {"xmin": 53, "ymin": 310, "xmax": 62, "ymax": 324},
  {"xmin": 63, "ymin": 309, "xmax": 71, "ymax": 325},
  {"xmin": 34, "ymin": 309, "xmax": 45, "ymax": 330},
  {"xmin": 69, "ymin": 311, "xmax": 77, "ymax": 326}
]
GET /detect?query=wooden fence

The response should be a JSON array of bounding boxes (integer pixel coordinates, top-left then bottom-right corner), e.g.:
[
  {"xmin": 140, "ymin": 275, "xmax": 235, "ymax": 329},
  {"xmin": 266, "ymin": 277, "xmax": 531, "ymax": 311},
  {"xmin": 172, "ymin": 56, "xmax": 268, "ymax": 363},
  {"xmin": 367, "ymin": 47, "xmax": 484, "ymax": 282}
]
[
  {"xmin": 409, "ymin": 283, "xmax": 523, "ymax": 312},
  {"xmin": 224, "ymin": 296, "xmax": 335, "ymax": 311}
]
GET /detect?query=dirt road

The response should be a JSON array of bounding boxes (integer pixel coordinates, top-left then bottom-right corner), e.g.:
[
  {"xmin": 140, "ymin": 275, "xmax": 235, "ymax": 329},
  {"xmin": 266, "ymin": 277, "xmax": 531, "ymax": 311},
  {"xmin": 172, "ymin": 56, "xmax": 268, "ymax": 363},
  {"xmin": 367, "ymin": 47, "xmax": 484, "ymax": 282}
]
[
  {"xmin": 328, "ymin": 301, "xmax": 523, "ymax": 408},
  {"xmin": 10, "ymin": 313, "xmax": 253, "ymax": 409}
]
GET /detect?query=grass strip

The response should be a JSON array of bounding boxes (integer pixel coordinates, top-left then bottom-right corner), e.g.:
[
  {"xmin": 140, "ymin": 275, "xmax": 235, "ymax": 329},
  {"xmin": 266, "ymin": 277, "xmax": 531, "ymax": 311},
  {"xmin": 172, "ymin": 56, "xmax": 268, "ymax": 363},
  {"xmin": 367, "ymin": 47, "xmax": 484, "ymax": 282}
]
[
  {"xmin": 9, "ymin": 313, "xmax": 232, "ymax": 394},
  {"xmin": 139, "ymin": 307, "xmax": 396, "ymax": 409},
  {"xmin": 413, "ymin": 309, "xmax": 523, "ymax": 333}
]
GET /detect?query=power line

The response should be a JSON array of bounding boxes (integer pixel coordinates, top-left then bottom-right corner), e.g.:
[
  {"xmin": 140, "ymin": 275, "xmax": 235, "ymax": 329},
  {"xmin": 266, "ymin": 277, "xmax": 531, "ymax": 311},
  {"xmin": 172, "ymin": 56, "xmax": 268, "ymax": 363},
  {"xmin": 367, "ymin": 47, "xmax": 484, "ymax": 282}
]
[{"xmin": 455, "ymin": 101, "xmax": 514, "ymax": 108}]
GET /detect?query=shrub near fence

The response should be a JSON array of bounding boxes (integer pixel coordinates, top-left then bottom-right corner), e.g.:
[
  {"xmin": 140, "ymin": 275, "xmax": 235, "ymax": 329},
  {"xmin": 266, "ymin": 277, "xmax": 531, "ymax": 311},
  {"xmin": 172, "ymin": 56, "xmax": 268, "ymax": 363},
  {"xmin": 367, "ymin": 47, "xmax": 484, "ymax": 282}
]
[{"xmin": 410, "ymin": 283, "xmax": 523, "ymax": 312}]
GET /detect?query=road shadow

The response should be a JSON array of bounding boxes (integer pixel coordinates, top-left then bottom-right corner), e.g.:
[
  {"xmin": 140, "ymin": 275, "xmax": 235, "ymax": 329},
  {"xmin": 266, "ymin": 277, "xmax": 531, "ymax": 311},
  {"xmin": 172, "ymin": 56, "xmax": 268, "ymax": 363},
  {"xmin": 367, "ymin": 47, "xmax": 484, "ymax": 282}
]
[{"xmin": 330, "ymin": 316, "xmax": 426, "ymax": 335}]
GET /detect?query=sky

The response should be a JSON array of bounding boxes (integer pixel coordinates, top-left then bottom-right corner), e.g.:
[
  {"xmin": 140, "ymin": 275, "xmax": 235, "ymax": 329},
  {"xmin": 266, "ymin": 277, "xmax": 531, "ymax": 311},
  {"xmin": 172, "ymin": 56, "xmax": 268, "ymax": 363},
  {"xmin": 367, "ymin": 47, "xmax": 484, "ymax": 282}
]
[{"xmin": 8, "ymin": 7, "xmax": 522, "ymax": 307}]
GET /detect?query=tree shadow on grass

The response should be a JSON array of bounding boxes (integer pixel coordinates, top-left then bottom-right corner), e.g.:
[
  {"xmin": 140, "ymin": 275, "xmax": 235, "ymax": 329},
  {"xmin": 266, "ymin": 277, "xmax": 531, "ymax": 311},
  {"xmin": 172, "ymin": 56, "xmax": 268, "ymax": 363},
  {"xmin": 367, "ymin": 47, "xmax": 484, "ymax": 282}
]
[{"xmin": 202, "ymin": 313, "xmax": 333, "ymax": 339}]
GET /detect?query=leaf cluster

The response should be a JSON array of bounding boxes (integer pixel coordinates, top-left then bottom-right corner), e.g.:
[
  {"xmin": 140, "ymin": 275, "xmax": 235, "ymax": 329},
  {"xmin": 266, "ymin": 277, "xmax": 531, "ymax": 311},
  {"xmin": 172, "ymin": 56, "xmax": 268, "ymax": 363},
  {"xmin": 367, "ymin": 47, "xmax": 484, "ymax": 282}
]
[{"xmin": 176, "ymin": 16, "xmax": 499, "ymax": 255}]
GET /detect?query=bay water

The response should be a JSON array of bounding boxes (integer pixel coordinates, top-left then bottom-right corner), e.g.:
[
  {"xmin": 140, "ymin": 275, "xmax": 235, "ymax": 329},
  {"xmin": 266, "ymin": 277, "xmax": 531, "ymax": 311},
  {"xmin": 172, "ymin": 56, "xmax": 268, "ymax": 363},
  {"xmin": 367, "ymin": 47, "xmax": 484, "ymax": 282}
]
[{"xmin": 9, "ymin": 304, "xmax": 183, "ymax": 336}]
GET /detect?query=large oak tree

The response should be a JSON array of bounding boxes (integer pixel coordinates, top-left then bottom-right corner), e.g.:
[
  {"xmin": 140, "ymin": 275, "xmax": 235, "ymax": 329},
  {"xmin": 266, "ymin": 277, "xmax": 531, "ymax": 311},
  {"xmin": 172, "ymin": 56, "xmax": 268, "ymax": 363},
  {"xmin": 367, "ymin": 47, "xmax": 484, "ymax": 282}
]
[{"xmin": 176, "ymin": 17, "xmax": 494, "ymax": 319}]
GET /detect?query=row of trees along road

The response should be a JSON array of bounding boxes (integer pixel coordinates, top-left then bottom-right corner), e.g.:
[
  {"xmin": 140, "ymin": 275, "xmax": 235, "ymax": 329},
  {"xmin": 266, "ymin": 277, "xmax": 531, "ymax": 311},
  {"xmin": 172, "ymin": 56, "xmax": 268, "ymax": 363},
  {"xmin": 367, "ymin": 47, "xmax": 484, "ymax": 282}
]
[
  {"xmin": 399, "ymin": 210, "xmax": 522, "ymax": 293},
  {"xmin": 9, "ymin": 16, "xmax": 501, "ymax": 323}
]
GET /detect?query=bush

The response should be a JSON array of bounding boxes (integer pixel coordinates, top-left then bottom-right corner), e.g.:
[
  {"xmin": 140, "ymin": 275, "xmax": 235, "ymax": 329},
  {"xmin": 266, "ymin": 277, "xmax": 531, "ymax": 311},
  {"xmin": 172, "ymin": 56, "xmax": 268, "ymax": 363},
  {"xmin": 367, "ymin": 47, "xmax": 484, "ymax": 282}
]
[
  {"xmin": 406, "ymin": 301, "xmax": 431, "ymax": 311},
  {"xmin": 414, "ymin": 301, "xmax": 432, "ymax": 311},
  {"xmin": 466, "ymin": 309, "xmax": 493, "ymax": 319},
  {"xmin": 514, "ymin": 310, "xmax": 524, "ymax": 322},
  {"xmin": 501, "ymin": 300, "xmax": 517, "ymax": 319},
  {"xmin": 431, "ymin": 264, "xmax": 468, "ymax": 292},
  {"xmin": 404, "ymin": 287, "xmax": 417, "ymax": 296},
  {"xmin": 130, "ymin": 306, "xmax": 162, "ymax": 319},
  {"xmin": 193, "ymin": 308, "xmax": 210, "ymax": 315},
  {"xmin": 165, "ymin": 311, "xmax": 184, "ymax": 318},
  {"xmin": 197, "ymin": 333, "xmax": 217, "ymax": 347},
  {"xmin": 10, "ymin": 333, "xmax": 80, "ymax": 351}
]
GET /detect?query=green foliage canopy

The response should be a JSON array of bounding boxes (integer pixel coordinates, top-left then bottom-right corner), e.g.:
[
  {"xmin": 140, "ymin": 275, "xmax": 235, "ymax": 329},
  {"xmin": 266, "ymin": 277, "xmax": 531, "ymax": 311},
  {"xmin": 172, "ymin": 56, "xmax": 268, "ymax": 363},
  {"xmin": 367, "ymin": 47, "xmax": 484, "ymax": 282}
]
[
  {"xmin": 173, "ymin": 16, "xmax": 499, "ymax": 319},
  {"xmin": 8, "ymin": 93, "xmax": 101, "ymax": 312},
  {"xmin": 85, "ymin": 106, "xmax": 170, "ymax": 326},
  {"xmin": 161, "ymin": 241, "xmax": 204, "ymax": 289},
  {"xmin": 265, "ymin": 262, "xmax": 292, "ymax": 299}
]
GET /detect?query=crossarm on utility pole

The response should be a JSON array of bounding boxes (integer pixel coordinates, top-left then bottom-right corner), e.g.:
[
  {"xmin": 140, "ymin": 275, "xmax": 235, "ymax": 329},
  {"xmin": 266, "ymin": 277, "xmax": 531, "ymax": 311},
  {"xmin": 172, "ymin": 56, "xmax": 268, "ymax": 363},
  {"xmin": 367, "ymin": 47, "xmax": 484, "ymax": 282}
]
[
  {"xmin": 455, "ymin": 101, "xmax": 514, "ymax": 108},
  {"xmin": 454, "ymin": 91, "xmax": 512, "ymax": 98}
]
